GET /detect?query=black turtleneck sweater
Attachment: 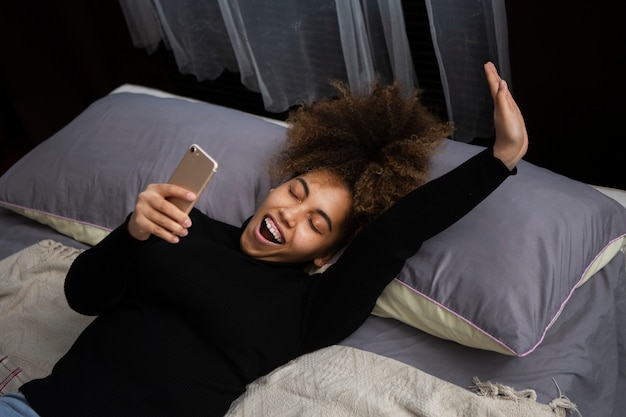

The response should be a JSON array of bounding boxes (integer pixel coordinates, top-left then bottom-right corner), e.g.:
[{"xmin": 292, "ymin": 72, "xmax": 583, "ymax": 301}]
[{"xmin": 20, "ymin": 148, "xmax": 513, "ymax": 416}]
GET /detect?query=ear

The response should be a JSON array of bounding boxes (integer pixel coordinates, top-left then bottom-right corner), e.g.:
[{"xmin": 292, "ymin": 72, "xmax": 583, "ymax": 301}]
[{"xmin": 313, "ymin": 252, "xmax": 335, "ymax": 268}]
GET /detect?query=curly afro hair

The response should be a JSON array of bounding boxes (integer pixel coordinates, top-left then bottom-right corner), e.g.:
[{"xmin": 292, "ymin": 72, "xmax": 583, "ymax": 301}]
[{"xmin": 270, "ymin": 80, "xmax": 452, "ymax": 242}]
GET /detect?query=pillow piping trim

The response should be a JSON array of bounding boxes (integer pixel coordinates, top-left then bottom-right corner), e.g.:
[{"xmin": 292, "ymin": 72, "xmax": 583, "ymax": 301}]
[
  {"xmin": 533, "ymin": 233, "xmax": 626, "ymax": 354},
  {"xmin": 0, "ymin": 201, "xmax": 113, "ymax": 232}
]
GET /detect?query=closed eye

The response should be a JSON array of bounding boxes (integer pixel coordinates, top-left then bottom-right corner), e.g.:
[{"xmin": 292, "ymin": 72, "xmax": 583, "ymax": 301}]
[
  {"xmin": 294, "ymin": 177, "xmax": 333, "ymax": 232},
  {"xmin": 309, "ymin": 216, "xmax": 322, "ymax": 234},
  {"xmin": 289, "ymin": 188, "xmax": 302, "ymax": 202}
]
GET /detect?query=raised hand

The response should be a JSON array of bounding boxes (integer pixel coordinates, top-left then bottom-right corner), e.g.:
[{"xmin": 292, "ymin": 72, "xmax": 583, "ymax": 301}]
[
  {"xmin": 128, "ymin": 183, "xmax": 195, "ymax": 243},
  {"xmin": 484, "ymin": 61, "xmax": 529, "ymax": 170}
]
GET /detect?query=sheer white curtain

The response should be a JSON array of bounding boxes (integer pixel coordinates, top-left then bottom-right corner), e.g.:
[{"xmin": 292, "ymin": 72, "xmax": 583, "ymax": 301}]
[
  {"xmin": 119, "ymin": 0, "xmax": 509, "ymax": 142},
  {"xmin": 425, "ymin": 0, "xmax": 510, "ymax": 141}
]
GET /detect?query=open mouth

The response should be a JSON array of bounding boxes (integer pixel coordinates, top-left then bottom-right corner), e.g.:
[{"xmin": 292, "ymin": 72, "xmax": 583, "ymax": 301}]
[{"xmin": 260, "ymin": 217, "xmax": 283, "ymax": 244}]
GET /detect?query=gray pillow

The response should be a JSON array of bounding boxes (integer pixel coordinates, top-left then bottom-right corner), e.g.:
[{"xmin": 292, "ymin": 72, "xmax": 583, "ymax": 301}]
[
  {"xmin": 1, "ymin": 92, "xmax": 624, "ymax": 356},
  {"xmin": 0, "ymin": 93, "xmax": 285, "ymax": 244},
  {"xmin": 373, "ymin": 139, "xmax": 626, "ymax": 356}
]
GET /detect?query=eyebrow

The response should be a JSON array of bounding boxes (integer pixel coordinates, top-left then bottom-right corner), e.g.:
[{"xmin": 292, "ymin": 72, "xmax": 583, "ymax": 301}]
[{"xmin": 296, "ymin": 177, "xmax": 333, "ymax": 232}]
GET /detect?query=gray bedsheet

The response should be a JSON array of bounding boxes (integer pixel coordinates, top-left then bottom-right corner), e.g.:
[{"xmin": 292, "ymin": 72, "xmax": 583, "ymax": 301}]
[
  {"xmin": 342, "ymin": 251, "xmax": 626, "ymax": 417},
  {"xmin": 2, "ymin": 207, "xmax": 624, "ymax": 417},
  {"xmin": 0, "ymin": 208, "xmax": 88, "ymax": 259}
]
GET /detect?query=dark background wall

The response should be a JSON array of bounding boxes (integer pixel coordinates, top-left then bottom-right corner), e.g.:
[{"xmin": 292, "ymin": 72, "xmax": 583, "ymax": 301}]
[
  {"xmin": 1, "ymin": 1, "xmax": 624, "ymax": 189},
  {"xmin": 506, "ymin": 0, "xmax": 625, "ymax": 189}
]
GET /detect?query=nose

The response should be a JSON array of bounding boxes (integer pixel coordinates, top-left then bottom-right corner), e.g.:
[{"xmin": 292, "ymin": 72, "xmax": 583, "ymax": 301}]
[{"xmin": 279, "ymin": 206, "xmax": 301, "ymax": 228}]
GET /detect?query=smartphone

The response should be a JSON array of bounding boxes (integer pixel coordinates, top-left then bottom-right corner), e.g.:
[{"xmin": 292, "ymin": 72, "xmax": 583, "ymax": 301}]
[{"xmin": 167, "ymin": 144, "xmax": 218, "ymax": 214}]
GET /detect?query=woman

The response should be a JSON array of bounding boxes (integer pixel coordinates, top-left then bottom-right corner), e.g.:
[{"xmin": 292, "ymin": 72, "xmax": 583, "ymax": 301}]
[{"xmin": 2, "ymin": 62, "xmax": 527, "ymax": 416}]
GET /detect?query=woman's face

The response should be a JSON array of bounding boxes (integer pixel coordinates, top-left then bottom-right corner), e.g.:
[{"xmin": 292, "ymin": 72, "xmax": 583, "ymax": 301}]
[{"xmin": 240, "ymin": 170, "xmax": 352, "ymax": 267}]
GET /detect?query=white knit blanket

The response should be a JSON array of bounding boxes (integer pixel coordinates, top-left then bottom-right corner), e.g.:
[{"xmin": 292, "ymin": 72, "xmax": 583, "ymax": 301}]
[
  {"xmin": 1, "ymin": 240, "xmax": 576, "ymax": 416},
  {"xmin": 0, "ymin": 240, "xmax": 93, "ymax": 394},
  {"xmin": 225, "ymin": 344, "xmax": 577, "ymax": 417}
]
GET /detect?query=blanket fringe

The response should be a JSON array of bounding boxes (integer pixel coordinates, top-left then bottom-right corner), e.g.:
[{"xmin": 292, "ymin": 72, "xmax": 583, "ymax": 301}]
[
  {"xmin": 548, "ymin": 378, "xmax": 582, "ymax": 417},
  {"xmin": 471, "ymin": 377, "xmax": 581, "ymax": 416},
  {"xmin": 471, "ymin": 377, "xmax": 537, "ymax": 401}
]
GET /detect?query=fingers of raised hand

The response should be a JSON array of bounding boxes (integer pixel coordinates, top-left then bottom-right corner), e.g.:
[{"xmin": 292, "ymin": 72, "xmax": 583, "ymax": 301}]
[
  {"xmin": 131, "ymin": 184, "xmax": 193, "ymax": 243},
  {"xmin": 494, "ymin": 80, "xmax": 527, "ymax": 142},
  {"xmin": 484, "ymin": 61, "xmax": 502, "ymax": 99},
  {"xmin": 485, "ymin": 65, "xmax": 529, "ymax": 169}
]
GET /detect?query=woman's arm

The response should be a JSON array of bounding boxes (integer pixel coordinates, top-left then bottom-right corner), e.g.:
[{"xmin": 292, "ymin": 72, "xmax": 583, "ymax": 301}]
[
  {"xmin": 65, "ymin": 181, "xmax": 196, "ymax": 315},
  {"xmin": 302, "ymin": 148, "xmax": 514, "ymax": 350},
  {"xmin": 64, "ymin": 218, "xmax": 151, "ymax": 315},
  {"xmin": 302, "ymin": 63, "xmax": 528, "ymax": 350}
]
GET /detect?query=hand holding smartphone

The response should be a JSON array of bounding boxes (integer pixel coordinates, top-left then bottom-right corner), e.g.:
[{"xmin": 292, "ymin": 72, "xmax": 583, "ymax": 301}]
[{"xmin": 167, "ymin": 144, "xmax": 218, "ymax": 215}]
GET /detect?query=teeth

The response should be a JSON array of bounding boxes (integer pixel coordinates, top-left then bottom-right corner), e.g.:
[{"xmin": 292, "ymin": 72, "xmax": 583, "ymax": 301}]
[{"xmin": 264, "ymin": 218, "xmax": 283, "ymax": 243}]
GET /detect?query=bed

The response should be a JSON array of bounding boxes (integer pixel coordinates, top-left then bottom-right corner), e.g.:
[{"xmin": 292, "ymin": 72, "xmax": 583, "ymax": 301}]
[{"xmin": 1, "ymin": 86, "xmax": 625, "ymax": 417}]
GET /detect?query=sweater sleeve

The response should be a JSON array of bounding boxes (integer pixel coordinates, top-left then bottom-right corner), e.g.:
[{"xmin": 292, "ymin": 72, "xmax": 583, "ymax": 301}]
[
  {"xmin": 302, "ymin": 148, "xmax": 515, "ymax": 351},
  {"xmin": 64, "ymin": 215, "xmax": 154, "ymax": 316}
]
